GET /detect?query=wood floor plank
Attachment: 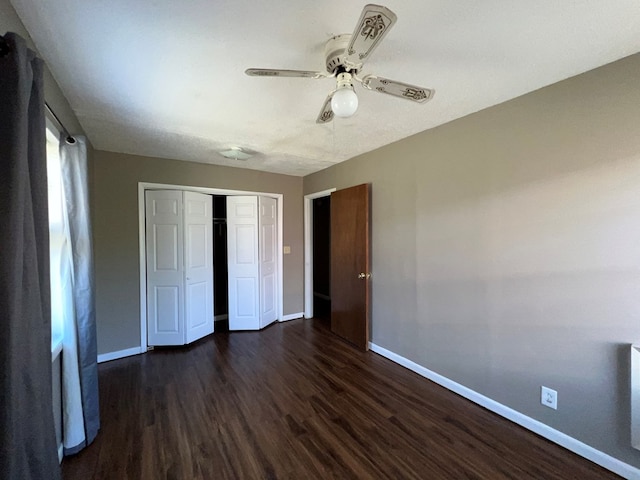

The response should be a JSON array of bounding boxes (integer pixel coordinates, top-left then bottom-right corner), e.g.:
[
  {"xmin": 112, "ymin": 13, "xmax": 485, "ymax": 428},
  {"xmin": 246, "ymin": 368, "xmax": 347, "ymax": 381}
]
[{"xmin": 62, "ymin": 319, "xmax": 620, "ymax": 479}]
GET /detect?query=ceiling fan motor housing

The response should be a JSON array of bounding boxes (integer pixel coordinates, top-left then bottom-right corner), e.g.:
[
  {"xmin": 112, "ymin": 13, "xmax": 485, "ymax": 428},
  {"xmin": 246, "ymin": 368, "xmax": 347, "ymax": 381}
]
[{"xmin": 325, "ymin": 34, "xmax": 353, "ymax": 73}]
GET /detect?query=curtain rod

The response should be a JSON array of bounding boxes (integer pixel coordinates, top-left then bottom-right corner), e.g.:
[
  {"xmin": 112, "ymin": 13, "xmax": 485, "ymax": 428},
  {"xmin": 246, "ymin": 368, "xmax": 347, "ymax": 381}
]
[
  {"xmin": 45, "ymin": 103, "xmax": 76, "ymax": 144},
  {"xmin": 0, "ymin": 34, "xmax": 76, "ymax": 143}
]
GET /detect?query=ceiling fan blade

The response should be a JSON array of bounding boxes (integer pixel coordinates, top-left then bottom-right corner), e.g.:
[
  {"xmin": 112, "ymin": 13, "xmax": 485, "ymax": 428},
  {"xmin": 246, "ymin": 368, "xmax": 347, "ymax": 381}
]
[
  {"xmin": 344, "ymin": 4, "xmax": 397, "ymax": 70},
  {"xmin": 316, "ymin": 92, "xmax": 335, "ymax": 124},
  {"xmin": 362, "ymin": 75, "xmax": 435, "ymax": 103},
  {"xmin": 245, "ymin": 68, "xmax": 325, "ymax": 79}
]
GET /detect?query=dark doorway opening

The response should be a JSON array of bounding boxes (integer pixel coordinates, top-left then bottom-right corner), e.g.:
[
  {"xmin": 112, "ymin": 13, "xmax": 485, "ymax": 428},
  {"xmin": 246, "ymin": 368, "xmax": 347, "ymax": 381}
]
[
  {"xmin": 312, "ymin": 196, "xmax": 331, "ymax": 321},
  {"xmin": 213, "ymin": 195, "xmax": 229, "ymax": 331}
]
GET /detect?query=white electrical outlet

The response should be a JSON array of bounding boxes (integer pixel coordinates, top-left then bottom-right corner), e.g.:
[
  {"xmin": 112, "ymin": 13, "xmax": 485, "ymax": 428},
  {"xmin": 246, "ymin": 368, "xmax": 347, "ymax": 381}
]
[{"xmin": 541, "ymin": 386, "xmax": 558, "ymax": 410}]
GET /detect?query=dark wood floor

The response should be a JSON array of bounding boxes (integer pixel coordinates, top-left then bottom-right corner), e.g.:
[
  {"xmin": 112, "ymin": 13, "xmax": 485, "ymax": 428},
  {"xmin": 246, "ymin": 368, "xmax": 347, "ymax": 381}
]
[{"xmin": 63, "ymin": 318, "xmax": 618, "ymax": 479}]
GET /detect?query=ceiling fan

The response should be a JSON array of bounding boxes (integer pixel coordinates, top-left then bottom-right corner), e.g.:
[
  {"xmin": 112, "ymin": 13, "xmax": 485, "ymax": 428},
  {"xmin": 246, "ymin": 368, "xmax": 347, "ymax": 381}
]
[{"xmin": 245, "ymin": 4, "xmax": 435, "ymax": 124}]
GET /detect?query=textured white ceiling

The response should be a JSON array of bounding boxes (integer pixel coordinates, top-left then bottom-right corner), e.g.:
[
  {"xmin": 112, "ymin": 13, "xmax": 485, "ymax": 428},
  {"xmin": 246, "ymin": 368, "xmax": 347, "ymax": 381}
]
[{"xmin": 10, "ymin": 0, "xmax": 640, "ymax": 176}]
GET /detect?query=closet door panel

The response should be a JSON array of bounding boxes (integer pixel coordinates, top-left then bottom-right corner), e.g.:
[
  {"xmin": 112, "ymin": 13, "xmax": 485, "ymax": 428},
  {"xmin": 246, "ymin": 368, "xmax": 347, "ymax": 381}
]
[
  {"xmin": 259, "ymin": 196, "xmax": 277, "ymax": 328},
  {"xmin": 146, "ymin": 190, "xmax": 185, "ymax": 345},
  {"xmin": 184, "ymin": 191, "xmax": 214, "ymax": 343},
  {"xmin": 227, "ymin": 196, "xmax": 260, "ymax": 330}
]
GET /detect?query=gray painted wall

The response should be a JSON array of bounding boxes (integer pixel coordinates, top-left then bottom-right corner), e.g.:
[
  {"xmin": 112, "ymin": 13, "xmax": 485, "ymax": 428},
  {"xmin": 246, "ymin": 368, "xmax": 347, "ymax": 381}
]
[
  {"xmin": 304, "ymin": 54, "xmax": 640, "ymax": 467},
  {"xmin": 92, "ymin": 150, "xmax": 304, "ymax": 355}
]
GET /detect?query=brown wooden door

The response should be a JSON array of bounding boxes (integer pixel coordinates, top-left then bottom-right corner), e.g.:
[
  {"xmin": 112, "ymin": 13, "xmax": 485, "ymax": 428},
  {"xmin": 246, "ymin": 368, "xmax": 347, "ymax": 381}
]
[{"xmin": 330, "ymin": 183, "xmax": 371, "ymax": 350}]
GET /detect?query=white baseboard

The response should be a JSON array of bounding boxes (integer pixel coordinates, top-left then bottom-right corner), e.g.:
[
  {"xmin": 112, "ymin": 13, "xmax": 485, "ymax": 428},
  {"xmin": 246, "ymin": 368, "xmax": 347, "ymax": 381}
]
[
  {"xmin": 97, "ymin": 346, "xmax": 145, "ymax": 364},
  {"xmin": 281, "ymin": 312, "xmax": 304, "ymax": 322},
  {"xmin": 58, "ymin": 444, "xmax": 63, "ymax": 464},
  {"xmin": 369, "ymin": 342, "xmax": 640, "ymax": 480},
  {"xmin": 214, "ymin": 314, "xmax": 228, "ymax": 321}
]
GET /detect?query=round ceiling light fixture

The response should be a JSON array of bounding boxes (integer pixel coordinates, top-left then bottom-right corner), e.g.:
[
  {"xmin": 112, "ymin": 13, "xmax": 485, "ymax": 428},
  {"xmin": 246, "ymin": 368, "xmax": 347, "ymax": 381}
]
[{"xmin": 218, "ymin": 146, "xmax": 253, "ymax": 161}]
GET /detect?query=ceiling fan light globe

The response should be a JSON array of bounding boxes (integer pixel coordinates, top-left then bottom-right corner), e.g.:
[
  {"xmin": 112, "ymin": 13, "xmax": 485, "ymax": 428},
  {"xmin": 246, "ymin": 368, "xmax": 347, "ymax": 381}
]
[{"xmin": 331, "ymin": 87, "xmax": 359, "ymax": 117}]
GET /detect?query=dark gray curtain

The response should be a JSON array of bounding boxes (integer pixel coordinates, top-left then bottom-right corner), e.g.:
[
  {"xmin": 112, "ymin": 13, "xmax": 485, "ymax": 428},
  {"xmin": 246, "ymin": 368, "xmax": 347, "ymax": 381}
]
[
  {"xmin": 0, "ymin": 32, "xmax": 62, "ymax": 479},
  {"xmin": 60, "ymin": 136, "xmax": 100, "ymax": 454}
]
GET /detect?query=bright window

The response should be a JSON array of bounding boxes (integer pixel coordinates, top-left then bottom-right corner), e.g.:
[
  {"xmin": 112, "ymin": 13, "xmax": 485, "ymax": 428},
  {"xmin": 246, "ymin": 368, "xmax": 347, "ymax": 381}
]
[{"xmin": 46, "ymin": 127, "xmax": 64, "ymax": 347}]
